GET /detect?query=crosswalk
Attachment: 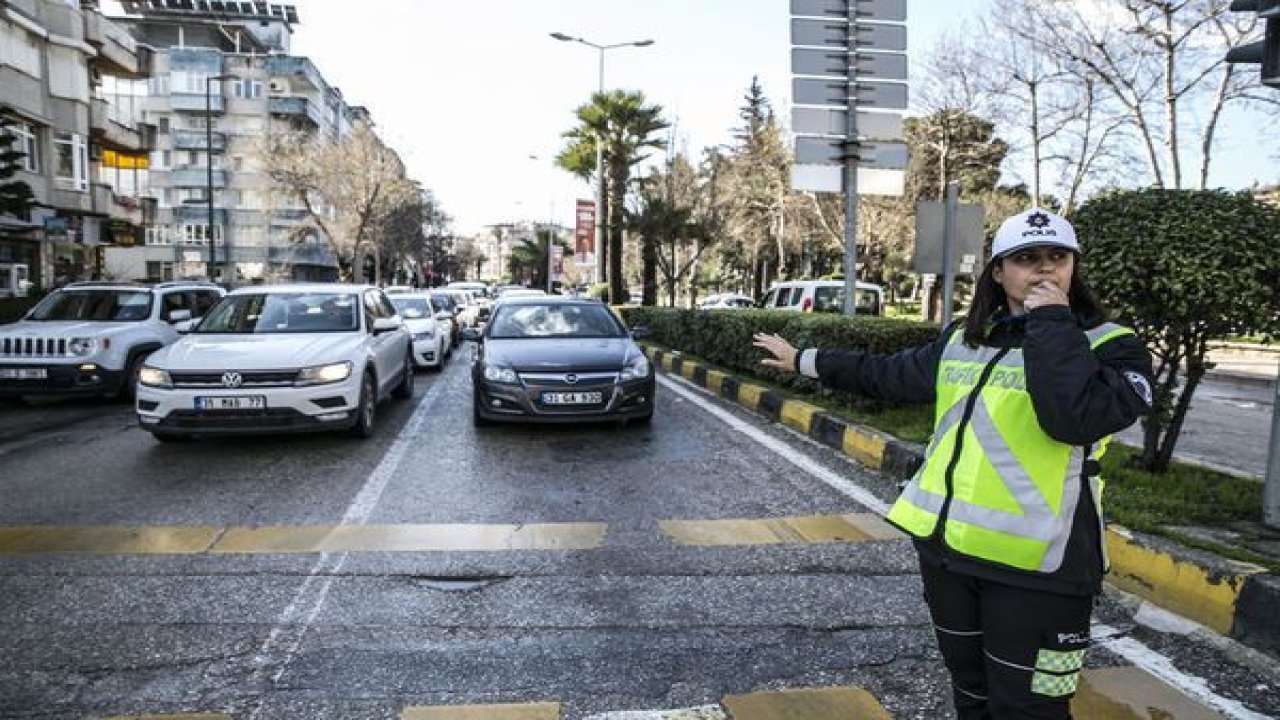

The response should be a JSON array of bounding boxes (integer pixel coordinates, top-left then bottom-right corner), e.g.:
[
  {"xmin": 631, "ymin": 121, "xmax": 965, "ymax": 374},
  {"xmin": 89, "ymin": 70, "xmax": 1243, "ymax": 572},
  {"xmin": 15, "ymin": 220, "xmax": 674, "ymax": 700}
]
[{"xmin": 92, "ymin": 669, "xmax": 1226, "ymax": 719}]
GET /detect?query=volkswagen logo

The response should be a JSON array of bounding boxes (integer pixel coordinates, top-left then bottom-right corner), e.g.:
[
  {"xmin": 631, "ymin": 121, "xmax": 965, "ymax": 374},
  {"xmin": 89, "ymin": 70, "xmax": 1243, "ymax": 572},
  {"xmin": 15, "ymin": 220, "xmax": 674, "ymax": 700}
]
[
  {"xmin": 564, "ymin": 373, "xmax": 578, "ymax": 385},
  {"xmin": 221, "ymin": 371, "xmax": 243, "ymax": 389}
]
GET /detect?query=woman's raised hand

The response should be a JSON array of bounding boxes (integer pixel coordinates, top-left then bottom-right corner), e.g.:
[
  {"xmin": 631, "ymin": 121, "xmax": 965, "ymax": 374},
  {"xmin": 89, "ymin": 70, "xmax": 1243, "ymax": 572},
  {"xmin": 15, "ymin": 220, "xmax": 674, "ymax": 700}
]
[{"xmin": 753, "ymin": 332, "xmax": 799, "ymax": 373}]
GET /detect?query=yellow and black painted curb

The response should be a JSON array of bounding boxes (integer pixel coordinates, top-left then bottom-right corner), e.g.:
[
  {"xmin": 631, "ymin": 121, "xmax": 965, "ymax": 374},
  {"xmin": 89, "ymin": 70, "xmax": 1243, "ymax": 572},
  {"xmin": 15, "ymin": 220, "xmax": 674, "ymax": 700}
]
[{"xmin": 644, "ymin": 345, "xmax": 1280, "ymax": 656}]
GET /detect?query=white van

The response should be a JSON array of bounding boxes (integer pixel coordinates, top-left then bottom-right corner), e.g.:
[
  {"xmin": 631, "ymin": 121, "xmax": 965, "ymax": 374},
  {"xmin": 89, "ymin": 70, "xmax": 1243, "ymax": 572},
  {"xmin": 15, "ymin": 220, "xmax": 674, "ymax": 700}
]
[{"xmin": 760, "ymin": 279, "xmax": 884, "ymax": 316}]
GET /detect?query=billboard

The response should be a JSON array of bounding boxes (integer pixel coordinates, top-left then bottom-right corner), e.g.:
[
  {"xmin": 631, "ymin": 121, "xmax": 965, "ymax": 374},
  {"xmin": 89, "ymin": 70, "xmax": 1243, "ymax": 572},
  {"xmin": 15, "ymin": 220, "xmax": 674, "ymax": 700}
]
[{"xmin": 574, "ymin": 199, "xmax": 596, "ymax": 264}]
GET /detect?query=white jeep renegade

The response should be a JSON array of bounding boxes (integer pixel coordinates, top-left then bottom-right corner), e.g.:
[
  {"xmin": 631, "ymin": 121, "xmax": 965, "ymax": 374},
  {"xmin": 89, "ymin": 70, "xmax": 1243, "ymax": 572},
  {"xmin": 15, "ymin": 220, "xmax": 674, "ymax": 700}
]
[{"xmin": 0, "ymin": 280, "xmax": 224, "ymax": 401}]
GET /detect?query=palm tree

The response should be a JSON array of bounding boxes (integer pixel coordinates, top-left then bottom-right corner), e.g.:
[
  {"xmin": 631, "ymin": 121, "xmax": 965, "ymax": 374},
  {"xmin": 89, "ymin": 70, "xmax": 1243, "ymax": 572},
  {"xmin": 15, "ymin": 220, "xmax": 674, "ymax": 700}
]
[
  {"xmin": 505, "ymin": 229, "xmax": 570, "ymax": 290},
  {"xmin": 558, "ymin": 90, "xmax": 668, "ymax": 302}
]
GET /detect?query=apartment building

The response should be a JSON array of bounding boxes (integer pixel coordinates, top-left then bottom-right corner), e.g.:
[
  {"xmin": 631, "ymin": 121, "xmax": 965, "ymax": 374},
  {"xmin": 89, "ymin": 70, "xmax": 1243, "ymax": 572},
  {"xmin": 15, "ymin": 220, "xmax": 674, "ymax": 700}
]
[
  {"xmin": 102, "ymin": 0, "xmax": 354, "ymax": 284},
  {"xmin": 0, "ymin": 0, "xmax": 155, "ymax": 293}
]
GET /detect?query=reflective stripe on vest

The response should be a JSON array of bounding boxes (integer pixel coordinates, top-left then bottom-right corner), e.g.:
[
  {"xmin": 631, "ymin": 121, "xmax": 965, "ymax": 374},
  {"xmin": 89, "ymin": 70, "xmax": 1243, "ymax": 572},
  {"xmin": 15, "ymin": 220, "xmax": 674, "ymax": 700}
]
[{"xmin": 886, "ymin": 321, "xmax": 1134, "ymax": 573}]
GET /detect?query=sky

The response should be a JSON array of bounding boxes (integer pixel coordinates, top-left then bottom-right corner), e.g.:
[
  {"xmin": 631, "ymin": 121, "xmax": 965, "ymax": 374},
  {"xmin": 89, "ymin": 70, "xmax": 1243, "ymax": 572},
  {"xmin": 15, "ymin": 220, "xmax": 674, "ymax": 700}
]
[{"xmin": 118, "ymin": 0, "xmax": 1280, "ymax": 235}]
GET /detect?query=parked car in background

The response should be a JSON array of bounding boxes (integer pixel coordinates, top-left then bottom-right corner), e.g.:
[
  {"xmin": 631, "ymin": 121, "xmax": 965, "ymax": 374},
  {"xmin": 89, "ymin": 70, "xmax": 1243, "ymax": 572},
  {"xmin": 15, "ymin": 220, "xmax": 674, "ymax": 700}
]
[
  {"xmin": 0, "ymin": 280, "xmax": 224, "ymax": 401},
  {"xmin": 760, "ymin": 279, "xmax": 884, "ymax": 316},
  {"xmin": 447, "ymin": 281, "xmax": 493, "ymax": 324},
  {"xmin": 697, "ymin": 293, "xmax": 756, "ymax": 309},
  {"xmin": 465, "ymin": 296, "xmax": 654, "ymax": 426},
  {"xmin": 387, "ymin": 292, "xmax": 450, "ymax": 370},
  {"xmin": 135, "ymin": 284, "xmax": 414, "ymax": 441},
  {"xmin": 424, "ymin": 290, "xmax": 462, "ymax": 347}
]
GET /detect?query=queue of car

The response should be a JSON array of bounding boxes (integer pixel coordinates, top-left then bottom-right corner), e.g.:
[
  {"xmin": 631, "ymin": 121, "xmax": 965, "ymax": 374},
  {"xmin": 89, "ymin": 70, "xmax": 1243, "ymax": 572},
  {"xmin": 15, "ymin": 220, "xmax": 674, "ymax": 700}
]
[{"xmin": 1, "ymin": 278, "xmax": 885, "ymax": 440}]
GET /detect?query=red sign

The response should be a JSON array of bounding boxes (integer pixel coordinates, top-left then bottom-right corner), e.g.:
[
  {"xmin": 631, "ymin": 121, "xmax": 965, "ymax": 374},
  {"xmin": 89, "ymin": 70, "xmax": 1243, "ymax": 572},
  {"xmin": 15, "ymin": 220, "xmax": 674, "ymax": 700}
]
[{"xmin": 574, "ymin": 199, "xmax": 596, "ymax": 263}]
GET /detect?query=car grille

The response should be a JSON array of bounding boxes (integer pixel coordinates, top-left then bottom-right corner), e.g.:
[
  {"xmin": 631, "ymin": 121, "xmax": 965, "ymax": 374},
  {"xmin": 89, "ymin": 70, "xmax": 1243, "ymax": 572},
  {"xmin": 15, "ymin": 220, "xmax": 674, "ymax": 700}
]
[
  {"xmin": 0, "ymin": 337, "xmax": 70, "ymax": 358},
  {"xmin": 518, "ymin": 371, "xmax": 618, "ymax": 388},
  {"xmin": 162, "ymin": 408, "xmax": 317, "ymax": 429},
  {"xmin": 169, "ymin": 370, "xmax": 300, "ymax": 389}
]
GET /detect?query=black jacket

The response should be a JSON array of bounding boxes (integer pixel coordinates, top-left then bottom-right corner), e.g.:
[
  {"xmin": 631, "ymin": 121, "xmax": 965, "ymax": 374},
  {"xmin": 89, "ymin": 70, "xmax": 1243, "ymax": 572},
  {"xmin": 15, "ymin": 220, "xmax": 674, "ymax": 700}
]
[{"xmin": 808, "ymin": 305, "xmax": 1155, "ymax": 595}]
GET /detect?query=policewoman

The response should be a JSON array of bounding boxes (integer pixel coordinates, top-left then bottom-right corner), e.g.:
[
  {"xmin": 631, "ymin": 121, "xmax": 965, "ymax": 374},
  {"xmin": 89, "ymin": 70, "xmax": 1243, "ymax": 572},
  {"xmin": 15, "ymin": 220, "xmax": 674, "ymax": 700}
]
[{"xmin": 754, "ymin": 208, "xmax": 1154, "ymax": 719}]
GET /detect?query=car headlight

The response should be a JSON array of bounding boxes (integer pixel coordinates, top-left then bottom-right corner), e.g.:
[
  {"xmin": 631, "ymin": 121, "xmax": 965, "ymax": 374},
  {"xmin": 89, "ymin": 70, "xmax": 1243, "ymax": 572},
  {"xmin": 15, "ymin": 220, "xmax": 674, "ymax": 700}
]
[
  {"xmin": 138, "ymin": 366, "xmax": 172, "ymax": 388},
  {"xmin": 619, "ymin": 355, "xmax": 651, "ymax": 382},
  {"xmin": 482, "ymin": 363, "xmax": 518, "ymax": 384},
  {"xmin": 68, "ymin": 337, "xmax": 97, "ymax": 356},
  {"xmin": 296, "ymin": 361, "xmax": 353, "ymax": 386},
  {"xmin": 412, "ymin": 329, "xmax": 435, "ymax": 341}
]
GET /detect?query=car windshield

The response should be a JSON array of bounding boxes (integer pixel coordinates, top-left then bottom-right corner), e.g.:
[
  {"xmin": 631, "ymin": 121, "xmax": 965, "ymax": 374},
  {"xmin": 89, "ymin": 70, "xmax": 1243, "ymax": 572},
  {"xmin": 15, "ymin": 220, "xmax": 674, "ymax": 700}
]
[
  {"xmin": 488, "ymin": 303, "xmax": 623, "ymax": 339},
  {"xmin": 390, "ymin": 296, "xmax": 435, "ymax": 319},
  {"xmin": 195, "ymin": 292, "xmax": 360, "ymax": 333},
  {"xmin": 28, "ymin": 289, "xmax": 153, "ymax": 322},
  {"xmin": 813, "ymin": 286, "xmax": 877, "ymax": 313},
  {"xmin": 428, "ymin": 293, "xmax": 456, "ymax": 311}
]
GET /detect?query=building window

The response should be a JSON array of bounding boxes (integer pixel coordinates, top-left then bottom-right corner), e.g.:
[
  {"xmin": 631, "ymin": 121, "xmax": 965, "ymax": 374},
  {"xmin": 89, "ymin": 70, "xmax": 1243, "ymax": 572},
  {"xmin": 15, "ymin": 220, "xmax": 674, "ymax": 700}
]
[
  {"xmin": 148, "ymin": 74, "xmax": 169, "ymax": 95},
  {"xmin": 179, "ymin": 223, "xmax": 222, "ymax": 246},
  {"xmin": 145, "ymin": 261, "xmax": 175, "ymax": 282},
  {"xmin": 233, "ymin": 79, "xmax": 263, "ymax": 99},
  {"xmin": 0, "ymin": 21, "xmax": 42, "ymax": 78},
  {"xmin": 1, "ymin": 119, "xmax": 38, "ymax": 172},
  {"xmin": 53, "ymin": 133, "xmax": 89, "ymax": 192},
  {"xmin": 146, "ymin": 226, "xmax": 172, "ymax": 245},
  {"xmin": 158, "ymin": 117, "xmax": 170, "ymax": 134},
  {"xmin": 176, "ymin": 188, "xmax": 208, "ymax": 204}
]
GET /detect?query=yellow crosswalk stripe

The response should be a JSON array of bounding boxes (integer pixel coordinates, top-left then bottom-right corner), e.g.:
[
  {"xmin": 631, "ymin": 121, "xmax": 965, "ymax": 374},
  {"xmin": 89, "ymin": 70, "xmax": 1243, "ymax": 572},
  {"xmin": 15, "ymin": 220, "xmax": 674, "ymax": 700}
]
[
  {"xmin": 721, "ymin": 686, "xmax": 892, "ymax": 719},
  {"xmin": 97, "ymin": 714, "xmax": 232, "ymax": 719},
  {"xmin": 401, "ymin": 701, "xmax": 561, "ymax": 719},
  {"xmin": 659, "ymin": 513, "xmax": 901, "ymax": 546},
  {"xmin": 1075, "ymin": 666, "xmax": 1224, "ymax": 719},
  {"xmin": 0, "ymin": 523, "xmax": 607, "ymax": 555}
]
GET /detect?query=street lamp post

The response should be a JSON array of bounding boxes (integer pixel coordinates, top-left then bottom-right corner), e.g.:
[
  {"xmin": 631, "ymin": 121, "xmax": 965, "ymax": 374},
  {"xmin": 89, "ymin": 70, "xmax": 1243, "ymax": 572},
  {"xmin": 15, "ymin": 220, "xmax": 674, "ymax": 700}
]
[
  {"xmin": 204, "ymin": 73, "xmax": 237, "ymax": 284},
  {"xmin": 549, "ymin": 33, "xmax": 654, "ymax": 290}
]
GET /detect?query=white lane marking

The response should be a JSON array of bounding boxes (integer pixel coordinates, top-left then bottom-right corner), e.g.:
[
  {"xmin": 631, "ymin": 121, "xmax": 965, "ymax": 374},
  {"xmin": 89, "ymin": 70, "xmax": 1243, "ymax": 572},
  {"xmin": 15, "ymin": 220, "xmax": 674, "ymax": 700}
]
[
  {"xmin": 1094, "ymin": 622, "xmax": 1272, "ymax": 720},
  {"xmin": 247, "ymin": 370, "xmax": 449, "ymax": 711},
  {"xmin": 657, "ymin": 373, "xmax": 890, "ymax": 515},
  {"xmin": 658, "ymin": 371, "xmax": 1269, "ymax": 719}
]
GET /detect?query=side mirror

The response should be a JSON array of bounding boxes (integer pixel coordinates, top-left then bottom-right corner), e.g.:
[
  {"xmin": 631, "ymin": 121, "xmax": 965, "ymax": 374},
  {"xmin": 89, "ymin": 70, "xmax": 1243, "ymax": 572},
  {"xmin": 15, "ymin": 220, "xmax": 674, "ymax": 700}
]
[
  {"xmin": 630, "ymin": 325, "xmax": 651, "ymax": 340},
  {"xmin": 461, "ymin": 327, "xmax": 482, "ymax": 342},
  {"xmin": 168, "ymin": 309, "xmax": 192, "ymax": 324},
  {"xmin": 173, "ymin": 318, "xmax": 196, "ymax": 334},
  {"xmin": 372, "ymin": 317, "xmax": 401, "ymax": 334}
]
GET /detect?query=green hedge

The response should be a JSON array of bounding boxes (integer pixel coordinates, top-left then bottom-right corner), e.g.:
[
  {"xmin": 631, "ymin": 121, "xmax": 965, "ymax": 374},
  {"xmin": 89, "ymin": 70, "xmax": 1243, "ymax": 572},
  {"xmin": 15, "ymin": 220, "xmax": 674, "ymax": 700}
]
[{"xmin": 619, "ymin": 306, "xmax": 940, "ymax": 409}]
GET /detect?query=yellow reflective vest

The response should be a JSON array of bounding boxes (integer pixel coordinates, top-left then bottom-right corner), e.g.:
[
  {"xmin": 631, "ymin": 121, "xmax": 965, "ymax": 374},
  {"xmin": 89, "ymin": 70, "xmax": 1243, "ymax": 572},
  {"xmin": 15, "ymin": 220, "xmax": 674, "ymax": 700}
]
[{"xmin": 885, "ymin": 322, "xmax": 1136, "ymax": 573}]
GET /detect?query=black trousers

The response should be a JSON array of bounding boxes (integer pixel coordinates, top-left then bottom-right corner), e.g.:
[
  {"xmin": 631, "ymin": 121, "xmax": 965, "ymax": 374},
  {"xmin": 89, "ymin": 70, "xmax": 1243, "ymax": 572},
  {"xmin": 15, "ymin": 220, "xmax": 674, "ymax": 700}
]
[{"xmin": 920, "ymin": 559, "xmax": 1094, "ymax": 720}]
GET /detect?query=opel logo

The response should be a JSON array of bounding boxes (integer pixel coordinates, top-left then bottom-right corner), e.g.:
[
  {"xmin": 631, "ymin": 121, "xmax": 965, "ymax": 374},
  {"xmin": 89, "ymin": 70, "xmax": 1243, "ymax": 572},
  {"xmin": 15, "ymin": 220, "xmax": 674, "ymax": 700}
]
[
  {"xmin": 564, "ymin": 373, "xmax": 578, "ymax": 385},
  {"xmin": 221, "ymin": 371, "xmax": 243, "ymax": 389}
]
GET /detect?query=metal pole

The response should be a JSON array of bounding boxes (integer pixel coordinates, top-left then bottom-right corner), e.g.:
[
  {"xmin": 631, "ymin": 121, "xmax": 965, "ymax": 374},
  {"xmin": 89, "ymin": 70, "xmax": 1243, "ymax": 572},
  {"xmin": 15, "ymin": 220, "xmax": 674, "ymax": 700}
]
[
  {"xmin": 941, "ymin": 181, "xmax": 959, "ymax": 327},
  {"xmin": 205, "ymin": 77, "xmax": 215, "ymax": 278},
  {"xmin": 1265, "ymin": 373, "xmax": 1280, "ymax": 528},
  {"xmin": 594, "ymin": 47, "xmax": 606, "ymax": 289},
  {"xmin": 842, "ymin": 4, "xmax": 859, "ymax": 317}
]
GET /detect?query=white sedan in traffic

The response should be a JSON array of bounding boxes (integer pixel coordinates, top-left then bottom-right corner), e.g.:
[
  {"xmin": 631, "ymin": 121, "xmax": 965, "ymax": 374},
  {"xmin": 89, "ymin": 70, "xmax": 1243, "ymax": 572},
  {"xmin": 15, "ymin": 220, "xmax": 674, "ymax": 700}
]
[
  {"xmin": 135, "ymin": 284, "xmax": 414, "ymax": 441},
  {"xmin": 387, "ymin": 292, "xmax": 451, "ymax": 370}
]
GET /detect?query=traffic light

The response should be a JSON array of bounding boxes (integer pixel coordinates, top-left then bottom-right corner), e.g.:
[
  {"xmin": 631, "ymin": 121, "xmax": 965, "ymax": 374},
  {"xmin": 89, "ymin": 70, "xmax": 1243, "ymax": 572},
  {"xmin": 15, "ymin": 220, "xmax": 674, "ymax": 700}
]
[{"xmin": 1227, "ymin": 0, "xmax": 1280, "ymax": 87}]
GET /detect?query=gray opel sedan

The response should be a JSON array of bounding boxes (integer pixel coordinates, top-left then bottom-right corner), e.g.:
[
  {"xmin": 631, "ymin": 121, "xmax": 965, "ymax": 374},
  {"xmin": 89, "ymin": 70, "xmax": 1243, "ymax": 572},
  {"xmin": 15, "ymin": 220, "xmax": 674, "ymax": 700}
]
[{"xmin": 464, "ymin": 297, "xmax": 654, "ymax": 426}]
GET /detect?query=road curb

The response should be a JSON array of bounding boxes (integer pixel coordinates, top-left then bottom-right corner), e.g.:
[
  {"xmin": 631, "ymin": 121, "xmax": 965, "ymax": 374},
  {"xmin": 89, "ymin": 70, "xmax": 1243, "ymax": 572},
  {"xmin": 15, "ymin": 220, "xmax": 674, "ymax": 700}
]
[{"xmin": 644, "ymin": 346, "xmax": 1280, "ymax": 657}]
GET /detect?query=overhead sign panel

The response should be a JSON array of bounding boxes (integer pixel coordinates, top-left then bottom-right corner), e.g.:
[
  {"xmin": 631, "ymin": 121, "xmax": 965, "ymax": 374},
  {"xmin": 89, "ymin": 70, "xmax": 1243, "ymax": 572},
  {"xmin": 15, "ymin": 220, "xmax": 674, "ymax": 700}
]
[
  {"xmin": 792, "ymin": 49, "xmax": 907, "ymax": 80},
  {"xmin": 793, "ymin": 77, "xmax": 848, "ymax": 106},
  {"xmin": 855, "ymin": 79, "xmax": 909, "ymax": 109},
  {"xmin": 794, "ymin": 137, "xmax": 908, "ymax": 169},
  {"xmin": 791, "ymin": 0, "xmax": 907, "ymax": 22},
  {"xmin": 853, "ymin": 22, "xmax": 907, "ymax": 52},
  {"xmin": 793, "ymin": 78, "xmax": 908, "ymax": 109},
  {"xmin": 792, "ymin": 108, "xmax": 904, "ymax": 140},
  {"xmin": 791, "ymin": 164, "xmax": 906, "ymax": 196},
  {"xmin": 791, "ymin": 18, "xmax": 847, "ymax": 47}
]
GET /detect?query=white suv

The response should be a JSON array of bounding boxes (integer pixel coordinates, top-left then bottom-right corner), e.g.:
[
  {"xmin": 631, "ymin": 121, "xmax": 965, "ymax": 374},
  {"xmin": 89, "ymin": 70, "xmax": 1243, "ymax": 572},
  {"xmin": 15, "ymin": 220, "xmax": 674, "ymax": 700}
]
[
  {"xmin": 135, "ymin": 284, "xmax": 414, "ymax": 441},
  {"xmin": 760, "ymin": 279, "xmax": 884, "ymax": 316},
  {"xmin": 0, "ymin": 280, "xmax": 224, "ymax": 401}
]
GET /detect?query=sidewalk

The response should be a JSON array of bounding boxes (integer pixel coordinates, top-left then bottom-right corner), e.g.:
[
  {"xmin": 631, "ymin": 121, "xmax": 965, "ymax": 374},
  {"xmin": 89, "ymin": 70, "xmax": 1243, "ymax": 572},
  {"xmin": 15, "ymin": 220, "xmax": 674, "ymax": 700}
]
[
  {"xmin": 643, "ymin": 346, "xmax": 1280, "ymax": 660},
  {"xmin": 1206, "ymin": 342, "xmax": 1279, "ymax": 386}
]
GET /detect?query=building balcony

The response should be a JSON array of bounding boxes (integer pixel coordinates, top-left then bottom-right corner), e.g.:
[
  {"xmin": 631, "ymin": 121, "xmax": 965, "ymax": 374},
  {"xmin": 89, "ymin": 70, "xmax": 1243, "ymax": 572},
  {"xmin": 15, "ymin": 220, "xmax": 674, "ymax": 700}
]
[
  {"xmin": 268, "ymin": 96, "xmax": 323, "ymax": 128},
  {"xmin": 170, "ymin": 168, "xmax": 228, "ymax": 188},
  {"xmin": 174, "ymin": 205, "xmax": 229, "ymax": 225},
  {"xmin": 271, "ymin": 208, "xmax": 310, "ymax": 222},
  {"xmin": 85, "ymin": 13, "xmax": 151, "ymax": 78},
  {"xmin": 171, "ymin": 93, "xmax": 225, "ymax": 114},
  {"xmin": 172, "ymin": 130, "xmax": 227, "ymax": 152},
  {"xmin": 91, "ymin": 100, "xmax": 156, "ymax": 153},
  {"xmin": 265, "ymin": 56, "xmax": 325, "ymax": 94}
]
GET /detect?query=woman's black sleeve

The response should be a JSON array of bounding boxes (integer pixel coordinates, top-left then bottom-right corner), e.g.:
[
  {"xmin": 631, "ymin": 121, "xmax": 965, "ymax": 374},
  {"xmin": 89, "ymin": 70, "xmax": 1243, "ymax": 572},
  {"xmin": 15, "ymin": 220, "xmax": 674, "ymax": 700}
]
[
  {"xmin": 1023, "ymin": 306, "xmax": 1156, "ymax": 445},
  {"xmin": 814, "ymin": 328, "xmax": 951, "ymax": 404}
]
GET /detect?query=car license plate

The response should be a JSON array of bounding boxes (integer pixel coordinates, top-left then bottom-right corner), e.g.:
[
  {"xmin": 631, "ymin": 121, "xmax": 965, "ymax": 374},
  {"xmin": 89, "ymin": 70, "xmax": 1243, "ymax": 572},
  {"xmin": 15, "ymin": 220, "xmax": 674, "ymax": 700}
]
[
  {"xmin": 541, "ymin": 391, "xmax": 603, "ymax": 405},
  {"xmin": 195, "ymin": 395, "xmax": 266, "ymax": 411},
  {"xmin": 0, "ymin": 368, "xmax": 47, "ymax": 380}
]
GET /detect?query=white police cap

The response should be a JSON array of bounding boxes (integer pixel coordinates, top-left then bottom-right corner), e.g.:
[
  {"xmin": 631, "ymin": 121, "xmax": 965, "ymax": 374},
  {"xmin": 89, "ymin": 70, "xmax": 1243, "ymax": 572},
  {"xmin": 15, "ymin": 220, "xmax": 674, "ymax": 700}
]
[{"xmin": 990, "ymin": 208, "xmax": 1080, "ymax": 260}]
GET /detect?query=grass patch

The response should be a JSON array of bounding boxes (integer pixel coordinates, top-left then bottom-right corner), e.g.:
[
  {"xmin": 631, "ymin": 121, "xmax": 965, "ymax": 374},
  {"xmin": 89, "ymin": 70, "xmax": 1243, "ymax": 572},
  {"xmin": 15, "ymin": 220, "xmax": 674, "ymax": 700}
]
[{"xmin": 1100, "ymin": 445, "xmax": 1262, "ymax": 533}]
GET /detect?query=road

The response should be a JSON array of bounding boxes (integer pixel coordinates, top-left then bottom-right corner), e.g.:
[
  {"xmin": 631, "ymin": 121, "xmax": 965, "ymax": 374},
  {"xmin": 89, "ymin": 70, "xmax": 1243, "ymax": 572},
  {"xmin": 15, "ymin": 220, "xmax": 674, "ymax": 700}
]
[{"xmin": 0, "ymin": 353, "xmax": 1276, "ymax": 719}]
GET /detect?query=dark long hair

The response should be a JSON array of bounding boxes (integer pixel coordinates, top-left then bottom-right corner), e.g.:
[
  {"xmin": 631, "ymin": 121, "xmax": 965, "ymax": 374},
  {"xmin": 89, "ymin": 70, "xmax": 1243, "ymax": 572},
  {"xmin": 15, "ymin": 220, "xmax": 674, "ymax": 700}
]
[{"xmin": 961, "ymin": 254, "xmax": 1108, "ymax": 348}]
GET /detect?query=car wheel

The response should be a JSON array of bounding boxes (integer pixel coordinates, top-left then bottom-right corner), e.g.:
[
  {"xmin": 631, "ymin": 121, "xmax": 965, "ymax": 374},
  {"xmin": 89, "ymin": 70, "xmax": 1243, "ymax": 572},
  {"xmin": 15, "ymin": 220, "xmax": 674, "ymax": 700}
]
[
  {"xmin": 150, "ymin": 431, "xmax": 191, "ymax": 442},
  {"xmin": 472, "ymin": 398, "xmax": 493, "ymax": 427},
  {"xmin": 392, "ymin": 353, "xmax": 415, "ymax": 399},
  {"xmin": 116, "ymin": 352, "xmax": 149, "ymax": 403},
  {"xmin": 349, "ymin": 372, "xmax": 377, "ymax": 438}
]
